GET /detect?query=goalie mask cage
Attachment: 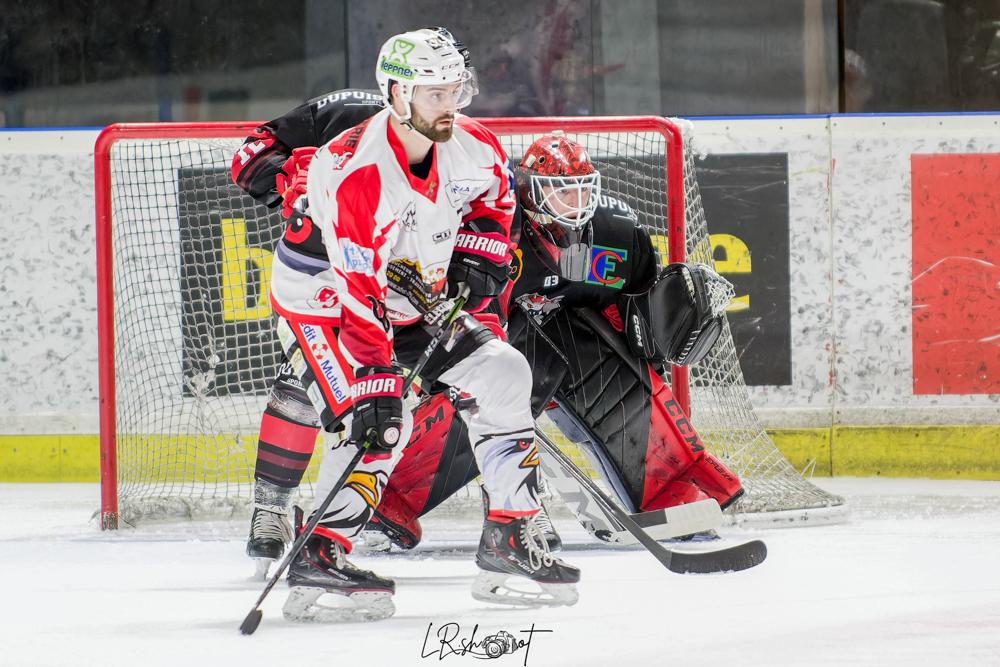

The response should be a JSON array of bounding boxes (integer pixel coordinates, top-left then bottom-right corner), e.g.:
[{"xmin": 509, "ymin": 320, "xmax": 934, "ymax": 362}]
[{"xmin": 95, "ymin": 116, "xmax": 845, "ymax": 530}]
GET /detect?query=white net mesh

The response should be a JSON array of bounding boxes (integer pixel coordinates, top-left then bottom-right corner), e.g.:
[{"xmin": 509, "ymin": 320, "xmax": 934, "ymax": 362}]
[{"xmin": 101, "ymin": 118, "xmax": 844, "ymax": 527}]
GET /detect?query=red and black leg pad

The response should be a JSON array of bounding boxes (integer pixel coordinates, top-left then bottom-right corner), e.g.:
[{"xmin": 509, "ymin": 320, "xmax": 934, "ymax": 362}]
[
  {"xmin": 372, "ymin": 392, "xmax": 481, "ymax": 549},
  {"xmin": 254, "ymin": 359, "xmax": 322, "ymax": 489},
  {"xmin": 532, "ymin": 306, "xmax": 743, "ymax": 512}
]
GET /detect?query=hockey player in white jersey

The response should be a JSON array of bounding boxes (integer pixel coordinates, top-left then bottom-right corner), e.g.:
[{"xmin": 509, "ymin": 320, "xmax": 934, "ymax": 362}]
[{"xmin": 270, "ymin": 28, "xmax": 579, "ymax": 623}]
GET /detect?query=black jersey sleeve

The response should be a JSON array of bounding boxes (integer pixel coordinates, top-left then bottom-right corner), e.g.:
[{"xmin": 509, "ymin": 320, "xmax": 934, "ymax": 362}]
[
  {"xmin": 627, "ymin": 223, "xmax": 660, "ymax": 292},
  {"xmin": 230, "ymin": 88, "xmax": 382, "ymax": 207}
]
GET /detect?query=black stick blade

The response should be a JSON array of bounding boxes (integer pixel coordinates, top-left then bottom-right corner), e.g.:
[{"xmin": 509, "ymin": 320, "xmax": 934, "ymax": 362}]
[
  {"xmin": 239, "ymin": 609, "xmax": 263, "ymax": 635},
  {"xmin": 668, "ymin": 539, "xmax": 768, "ymax": 574}
]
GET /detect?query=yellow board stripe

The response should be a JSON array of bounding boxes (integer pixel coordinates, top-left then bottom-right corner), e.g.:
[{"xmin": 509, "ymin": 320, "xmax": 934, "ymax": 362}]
[{"xmin": 1, "ymin": 426, "xmax": 999, "ymax": 482}]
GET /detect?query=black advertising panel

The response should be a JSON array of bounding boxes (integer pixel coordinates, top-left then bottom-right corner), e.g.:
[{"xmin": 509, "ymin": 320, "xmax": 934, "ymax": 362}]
[
  {"xmin": 694, "ymin": 153, "xmax": 792, "ymax": 386},
  {"xmin": 177, "ymin": 168, "xmax": 283, "ymax": 397}
]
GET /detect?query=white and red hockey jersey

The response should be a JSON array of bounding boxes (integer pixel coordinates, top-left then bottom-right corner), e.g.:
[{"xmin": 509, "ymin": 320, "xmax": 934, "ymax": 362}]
[{"xmin": 269, "ymin": 108, "xmax": 515, "ymax": 370}]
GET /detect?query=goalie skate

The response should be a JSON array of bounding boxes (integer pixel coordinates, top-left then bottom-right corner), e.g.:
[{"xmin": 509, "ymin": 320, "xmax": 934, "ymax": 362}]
[{"xmin": 472, "ymin": 515, "xmax": 579, "ymax": 608}]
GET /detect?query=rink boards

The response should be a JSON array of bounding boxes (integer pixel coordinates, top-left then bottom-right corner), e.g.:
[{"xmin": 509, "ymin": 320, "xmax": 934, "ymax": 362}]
[{"xmin": 0, "ymin": 114, "xmax": 997, "ymax": 480}]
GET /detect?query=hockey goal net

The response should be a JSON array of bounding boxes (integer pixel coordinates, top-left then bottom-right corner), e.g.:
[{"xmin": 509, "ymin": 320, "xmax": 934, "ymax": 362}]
[{"xmin": 96, "ymin": 117, "xmax": 845, "ymax": 529}]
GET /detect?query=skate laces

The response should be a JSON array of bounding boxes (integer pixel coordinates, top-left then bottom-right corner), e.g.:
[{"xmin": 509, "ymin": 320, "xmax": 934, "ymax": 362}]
[
  {"xmin": 521, "ymin": 517, "xmax": 554, "ymax": 570},
  {"xmin": 533, "ymin": 503, "xmax": 555, "ymax": 535},
  {"xmin": 326, "ymin": 540, "xmax": 347, "ymax": 570},
  {"xmin": 251, "ymin": 506, "xmax": 292, "ymax": 543}
]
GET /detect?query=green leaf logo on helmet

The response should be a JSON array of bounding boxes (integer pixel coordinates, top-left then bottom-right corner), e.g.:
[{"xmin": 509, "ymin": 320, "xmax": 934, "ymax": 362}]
[{"xmin": 380, "ymin": 39, "xmax": 416, "ymax": 80}]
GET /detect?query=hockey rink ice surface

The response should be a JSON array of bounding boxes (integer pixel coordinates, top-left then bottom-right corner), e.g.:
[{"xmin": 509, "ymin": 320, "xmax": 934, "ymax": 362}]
[{"xmin": 3, "ymin": 478, "xmax": 1000, "ymax": 667}]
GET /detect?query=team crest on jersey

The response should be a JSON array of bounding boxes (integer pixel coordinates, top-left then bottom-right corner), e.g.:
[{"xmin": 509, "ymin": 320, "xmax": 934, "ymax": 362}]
[
  {"xmin": 309, "ymin": 286, "xmax": 339, "ymax": 309},
  {"xmin": 327, "ymin": 150, "xmax": 352, "ymax": 170},
  {"xmin": 445, "ymin": 179, "xmax": 486, "ymax": 208},
  {"xmin": 399, "ymin": 202, "xmax": 417, "ymax": 231},
  {"xmin": 516, "ymin": 293, "xmax": 564, "ymax": 320}
]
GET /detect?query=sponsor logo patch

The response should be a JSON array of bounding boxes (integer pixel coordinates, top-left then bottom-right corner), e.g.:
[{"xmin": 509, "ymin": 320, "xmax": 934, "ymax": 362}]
[
  {"xmin": 445, "ymin": 179, "xmax": 486, "ymax": 208},
  {"xmin": 586, "ymin": 245, "xmax": 628, "ymax": 289},
  {"xmin": 340, "ymin": 239, "xmax": 375, "ymax": 274}
]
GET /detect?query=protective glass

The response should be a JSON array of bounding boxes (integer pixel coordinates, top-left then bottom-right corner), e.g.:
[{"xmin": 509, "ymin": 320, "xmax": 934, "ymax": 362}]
[{"xmin": 410, "ymin": 69, "xmax": 479, "ymax": 112}]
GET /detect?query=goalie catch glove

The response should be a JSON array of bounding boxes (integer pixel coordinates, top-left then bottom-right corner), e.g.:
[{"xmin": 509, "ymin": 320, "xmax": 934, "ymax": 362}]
[
  {"xmin": 618, "ymin": 263, "xmax": 734, "ymax": 366},
  {"xmin": 447, "ymin": 220, "xmax": 512, "ymax": 312},
  {"xmin": 349, "ymin": 366, "xmax": 404, "ymax": 451}
]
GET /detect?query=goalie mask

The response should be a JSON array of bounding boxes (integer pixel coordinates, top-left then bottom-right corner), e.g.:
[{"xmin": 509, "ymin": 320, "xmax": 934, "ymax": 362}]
[
  {"xmin": 376, "ymin": 28, "xmax": 479, "ymax": 125},
  {"xmin": 515, "ymin": 132, "xmax": 602, "ymax": 282}
]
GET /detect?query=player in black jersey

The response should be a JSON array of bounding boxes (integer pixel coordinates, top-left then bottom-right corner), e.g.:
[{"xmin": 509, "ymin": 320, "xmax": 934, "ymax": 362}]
[{"xmin": 231, "ymin": 81, "xmax": 741, "ymax": 572}]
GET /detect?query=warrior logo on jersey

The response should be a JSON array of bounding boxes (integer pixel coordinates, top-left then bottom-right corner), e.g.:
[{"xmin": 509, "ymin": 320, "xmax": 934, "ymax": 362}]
[{"xmin": 586, "ymin": 245, "xmax": 628, "ymax": 289}]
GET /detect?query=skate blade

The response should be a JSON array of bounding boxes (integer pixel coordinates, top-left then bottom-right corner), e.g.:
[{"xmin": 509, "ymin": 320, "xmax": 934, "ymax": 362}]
[
  {"xmin": 250, "ymin": 557, "xmax": 273, "ymax": 582},
  {"xmin": 471, "ymin": 570, "xmax": 579, "ymax": 608},
  {"xmin": 282, "ymin": 586, "xmax": 395, "ymax": 623},
  {"xmin": 356, "ymin": 529, "xmax": 392, "ymax": 553}
]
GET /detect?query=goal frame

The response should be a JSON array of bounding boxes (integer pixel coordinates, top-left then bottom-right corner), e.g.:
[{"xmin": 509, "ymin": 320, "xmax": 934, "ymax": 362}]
[{"xmin": 94, "ymin": 116, "xmax": 690, "ymax": 530}]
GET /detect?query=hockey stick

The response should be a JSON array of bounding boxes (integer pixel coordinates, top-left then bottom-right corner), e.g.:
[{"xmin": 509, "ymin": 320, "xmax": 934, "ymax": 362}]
[
  {"xmin": 533, "ymin": 427, "xmax": 767, "ymax": 575},
  {"xmin": 240, "ymin": 290, "xmax": 469, "ymax": 635},
  {"xmin": 539, "ymin": 448, "xmax": 724, "ymax": 543}
]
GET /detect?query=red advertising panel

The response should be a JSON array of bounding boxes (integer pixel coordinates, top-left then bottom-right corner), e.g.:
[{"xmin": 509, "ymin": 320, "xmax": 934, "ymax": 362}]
[{"xmin": 911, "ymin": 154, "xmax": 1000, "ymax": 395}]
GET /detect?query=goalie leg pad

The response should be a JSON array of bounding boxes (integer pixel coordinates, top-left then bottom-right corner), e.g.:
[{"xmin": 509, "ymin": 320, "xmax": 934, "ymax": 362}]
[{"xmin": 540, "ymin": 307, "xmax": 742, "ymax": 511}]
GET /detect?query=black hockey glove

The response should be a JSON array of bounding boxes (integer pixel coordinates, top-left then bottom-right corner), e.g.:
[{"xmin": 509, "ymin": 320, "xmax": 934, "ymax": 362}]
[
  {"xmin": 618, "ymin": 263, "xmax": 734, "ymax": 366},
  {"xmin": 447, "ymin": 223, "xmax": 512, "ymax": 309},
  {"xmin": 349, "ymin": 366, "xmax": 404, "ymax": 450}
]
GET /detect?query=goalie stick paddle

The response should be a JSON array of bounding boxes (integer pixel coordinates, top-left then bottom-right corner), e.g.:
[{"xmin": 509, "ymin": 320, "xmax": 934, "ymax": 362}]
[
  {"xmin": 239, "ymin": 291, "xmax": 469, "ymax": 636},
  {"xmin": 533, "ymin": 427, "xmax": 767, "ymax": 575}
]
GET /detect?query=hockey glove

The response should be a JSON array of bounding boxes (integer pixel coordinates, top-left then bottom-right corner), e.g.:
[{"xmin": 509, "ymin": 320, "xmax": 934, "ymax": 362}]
[
  {"xmin": 447, "ymin": 223, "xmax": 512, "ymax": 312},
  {"xmin": 275, "ymin": 146, "xmax": 317, "ymax": 219},
  {"xmin": 350, "ymin": 366, "xmax": 404, "ymax": 450}
]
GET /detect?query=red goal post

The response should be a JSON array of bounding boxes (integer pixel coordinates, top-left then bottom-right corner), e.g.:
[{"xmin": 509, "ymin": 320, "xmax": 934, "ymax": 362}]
[{"xmin": 95, "ymin": 116, "xmax": 844, "ymax": 530}]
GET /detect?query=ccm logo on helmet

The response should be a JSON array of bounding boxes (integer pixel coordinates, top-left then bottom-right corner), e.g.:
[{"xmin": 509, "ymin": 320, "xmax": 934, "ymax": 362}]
[
  {"xmin": 454, "ymin": 232, "xmax": 508, "ymax": 261},
  {"xmin": 352, "ymin": 376, "xmax": 401, "ymax": 398}
]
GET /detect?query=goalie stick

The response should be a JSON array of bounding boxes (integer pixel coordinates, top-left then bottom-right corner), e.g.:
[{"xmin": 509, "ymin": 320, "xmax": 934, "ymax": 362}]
[
  {"xmin": 240, "ymin": 290, "xmax": 469, "ymax": 636},
  {"xmin": 539, "ymin": 447, "xmax": 724, "ymax": 543},
  {"xmin": 533, "ymin": 427, "xmax": 767, "ymax": 574}
]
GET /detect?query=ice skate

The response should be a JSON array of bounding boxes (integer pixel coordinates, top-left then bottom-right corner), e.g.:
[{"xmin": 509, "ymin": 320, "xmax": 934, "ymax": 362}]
[
  {"xmin": 473, "ymin": 514, "xmax": 580, "ymax": 608},
  {"xmin": 481, "ymin": 482, "xmax": 561, "ymax": 552},
  {"xmin": 246, "ymin": 480, "xmax": 293, "ymax": 580},
  {"xmin": 284, "ymin": 511, "xmax": 395, "ymax": 623}
]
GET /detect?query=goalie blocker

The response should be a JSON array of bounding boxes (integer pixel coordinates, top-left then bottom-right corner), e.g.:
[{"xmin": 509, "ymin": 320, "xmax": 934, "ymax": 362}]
[{"xmin": 370, "ymin": 263, "xmax": 742, "ymax": 548}]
